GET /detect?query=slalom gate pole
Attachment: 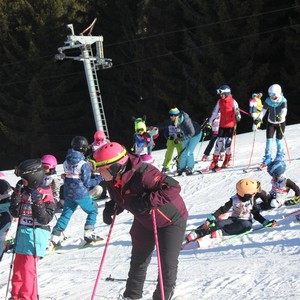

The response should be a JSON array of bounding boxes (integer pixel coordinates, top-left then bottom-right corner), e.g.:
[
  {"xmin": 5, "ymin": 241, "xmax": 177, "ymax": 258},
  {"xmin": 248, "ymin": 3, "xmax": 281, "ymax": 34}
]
[
  {"xmin": 246, "ymin": 130, "xmax": 257, "ymax": 169},
  {"xmin": 91, "ymin": 209, "xmax": 117, "ymax": 300},
  {"xmin": 152, "ymin": 209, "xmax": 165, "ymax": 300}
]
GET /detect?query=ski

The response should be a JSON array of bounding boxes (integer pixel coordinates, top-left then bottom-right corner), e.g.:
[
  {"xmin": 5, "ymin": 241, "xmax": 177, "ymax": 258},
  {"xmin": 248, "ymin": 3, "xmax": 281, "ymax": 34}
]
[
  {"xmin": 194, "ymin": 168, "xmax": 214, "ymax": 174},
  {"xmin": 296, "ymin": 214, "xmax": 300, "ymax": 222},
  {"xmin": 46, "ymin": 237, "xmax": 105, "ymax": 255},
  {"xmin": 243, "ymin": 165, "xmax": 267, "ymax": 173}
]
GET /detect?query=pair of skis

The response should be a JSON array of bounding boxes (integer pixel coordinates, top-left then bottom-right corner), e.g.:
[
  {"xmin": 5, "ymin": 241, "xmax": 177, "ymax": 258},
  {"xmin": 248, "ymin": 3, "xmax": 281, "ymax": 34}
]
[
  {"xmin": 46, "ymin": 237, "xmax": 105, "ymax": 255},
  {"xmin": 182, "ymin": 207, "xmax": 300, "ymax": 251}
]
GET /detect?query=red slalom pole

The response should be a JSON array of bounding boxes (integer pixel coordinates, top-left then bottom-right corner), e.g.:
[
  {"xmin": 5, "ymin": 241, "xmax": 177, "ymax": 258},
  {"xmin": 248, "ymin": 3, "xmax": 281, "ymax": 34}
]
[
  {"xmin": 91, "ymin": 210, "xmax": 117, "ymax": 300},
  {"xmin": 152, "ymin": 209, "xmax": 165, "ymax": 300}
]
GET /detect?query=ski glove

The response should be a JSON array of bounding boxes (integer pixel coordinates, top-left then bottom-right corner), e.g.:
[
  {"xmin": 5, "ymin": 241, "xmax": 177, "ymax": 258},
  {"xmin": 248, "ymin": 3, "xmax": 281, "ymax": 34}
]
[
  {"xmin": 95, "ymin": 175, "xmax": 103, "ymax": 185},
  {"xmin": 204, "ymin": 124, "xmax": 212, "ymax": 135},
  {"xmin": 174, "ymin": 138, "xmax": 183, "ymax": 144},
  {"xmin": 275, "ymin": 115, "xmax": 283, "ymax": 122},
  {"xmin": 130, "ymin": 192, "xmax": 152, "ymax": 215},
  {"xmin": 253, "ymin": 118, "xmax": 261, "ymax": 125},
  {"xmin": 103, "ymin": 200, "xmax": 123, "ymax": 225},
  {"xmin": 263, "ymin": 219, "xmax": 277, "ymax": 227},
  {"xmin": 207, "ymin": 214, "xmax": 216, "ymax": 222},
  {"xmin": 206, "ymin": 214, "xmax": 216, "ymax": 227}
]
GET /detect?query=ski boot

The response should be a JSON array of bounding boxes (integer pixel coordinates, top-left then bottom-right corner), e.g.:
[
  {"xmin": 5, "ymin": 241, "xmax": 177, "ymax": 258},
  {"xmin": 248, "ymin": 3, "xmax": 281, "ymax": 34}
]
[
  {"xmin": 84, "ymin": 229, "xmax": 103, "ymax": 244},
  {"xmin": 47, "ymin": 234, "xmax": 62, "ymax": 252},
  {"xmin": 201, "ymin": 155, "xmax": 208, "ymax": 162},
  {"xmin": 177, "ymin": 168, "xmax": 184, "ymax": 176},
  {"xmin": 209, "ymin": 155, "xmax": 219, "ymax": 170},
  {"xmin": 219, "ymin": 152, "xmax": 225, "ymax": 161},
  {"xmin": 274, "ymin": 138, "xmax": 284, "ymax": 161},
  {"xmin": 185, "ymin": 167, "xmax": 193, "ymax": 175},
  {"xmin": 211, "ymin": 229, "xmax": 223, "ymax": 239},
  {"xmin": 161, "ymin": 166, "xmax": 169, "ymax": 173},
  {"xmin": 221, "ymin": 154, "xmax": 231, "ymax": 168},
  {"xmin": 261, "ymin": 138, "xmax": 273, "ymax": 167},
  {"xmin": 186, "ymin": 226, "xmax": 211, "ymax": 242}
]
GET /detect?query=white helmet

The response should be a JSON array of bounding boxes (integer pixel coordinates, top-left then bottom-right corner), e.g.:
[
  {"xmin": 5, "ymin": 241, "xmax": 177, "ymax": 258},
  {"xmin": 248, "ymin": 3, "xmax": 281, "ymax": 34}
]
[{"xmin": 268, "ymin": 84, "xmax": 282, "ymax": 100}]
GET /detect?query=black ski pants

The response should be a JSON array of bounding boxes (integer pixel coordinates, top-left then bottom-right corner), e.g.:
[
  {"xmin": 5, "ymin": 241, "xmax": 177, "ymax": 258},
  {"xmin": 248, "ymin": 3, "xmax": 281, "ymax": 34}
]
[
  {"xmin": 123, "ymin": 217, "xmax": 186, "ymax": 300},
  {"xmin": 215, "ymin": 217, "xmax": 252, "ymax": 235}
]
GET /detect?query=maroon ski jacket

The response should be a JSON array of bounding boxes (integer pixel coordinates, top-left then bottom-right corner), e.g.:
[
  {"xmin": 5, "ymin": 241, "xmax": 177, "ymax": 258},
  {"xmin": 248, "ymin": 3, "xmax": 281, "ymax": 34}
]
[{"xmin": 107, "ymin": 154, "xmax": 188, "ymax": 230}]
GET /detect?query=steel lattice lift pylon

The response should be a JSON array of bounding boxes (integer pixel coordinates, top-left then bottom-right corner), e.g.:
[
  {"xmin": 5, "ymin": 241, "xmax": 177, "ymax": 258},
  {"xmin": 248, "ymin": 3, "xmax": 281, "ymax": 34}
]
[{"xmin": 55, "ymin": 19, "xmax": 112, "ymax": 138}]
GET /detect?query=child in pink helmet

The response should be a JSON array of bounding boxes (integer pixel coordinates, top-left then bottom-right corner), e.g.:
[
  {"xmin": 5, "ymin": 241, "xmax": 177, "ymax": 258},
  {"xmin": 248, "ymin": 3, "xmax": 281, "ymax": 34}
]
[
  {"xmin": 90, "ymin": 130, "xmax": 109, "ymax": 153},
  {"xmin": 41, "ymin": 154, "xmax": 62, "ymax": 208}
]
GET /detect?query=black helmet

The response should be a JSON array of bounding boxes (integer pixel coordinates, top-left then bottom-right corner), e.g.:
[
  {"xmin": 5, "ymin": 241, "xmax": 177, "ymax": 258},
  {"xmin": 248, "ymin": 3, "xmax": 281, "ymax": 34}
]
[
  {"xmin": 15, "ymin": 159, "xmax": 45, "ymax": 190},
  {"xmin": 0, "ymin": 179, "xmax": 12, "ymax": 202},
  {"xmin": 71, "ymin": 136, "xmax": 89, "ymax": 153}
]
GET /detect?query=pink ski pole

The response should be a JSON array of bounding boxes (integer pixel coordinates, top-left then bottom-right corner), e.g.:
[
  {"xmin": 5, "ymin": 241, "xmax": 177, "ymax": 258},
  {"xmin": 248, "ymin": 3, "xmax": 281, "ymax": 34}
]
[
  {"xmin": 91, "ymin": 209, "xmax": 117, "ymax": 300},
  {"xmin": 152, "ymin": 209, "xmax": 165, "ymax": 300}
]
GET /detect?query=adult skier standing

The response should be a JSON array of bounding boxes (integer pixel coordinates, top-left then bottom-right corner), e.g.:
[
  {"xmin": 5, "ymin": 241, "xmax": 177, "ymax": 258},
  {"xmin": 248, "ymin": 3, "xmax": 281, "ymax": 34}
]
[{"xmin": 89, "ymin": 142, "xmax": 188, "ymax": 300}]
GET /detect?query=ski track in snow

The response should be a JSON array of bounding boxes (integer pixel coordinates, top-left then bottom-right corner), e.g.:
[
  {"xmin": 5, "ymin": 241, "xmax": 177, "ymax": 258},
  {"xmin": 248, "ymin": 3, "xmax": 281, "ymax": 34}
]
[{"xmin": 1, "ymin": 125, "xmax": 300, "ymax": 299}]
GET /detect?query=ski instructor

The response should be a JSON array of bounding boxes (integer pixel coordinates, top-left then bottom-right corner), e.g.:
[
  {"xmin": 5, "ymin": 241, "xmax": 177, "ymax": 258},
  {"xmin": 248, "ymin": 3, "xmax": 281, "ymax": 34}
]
[{"xmin": 89, "ymin": 142, "xmax": 188, "ymax": 300}]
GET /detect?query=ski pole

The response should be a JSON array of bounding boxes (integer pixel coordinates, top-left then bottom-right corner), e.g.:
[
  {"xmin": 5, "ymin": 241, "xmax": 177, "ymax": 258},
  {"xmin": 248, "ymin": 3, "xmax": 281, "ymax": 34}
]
[
  {"xmin": 33, "ymin": 220, "xmax": 39, "ymax": 300},
  {"xmin": 278, "ymin": 123, "xmax": 291, "ymax": 164},
  {"xmin": 239, "ymin": 108, "xmax": 252, "ymax": 117},
  {"xmin": 231, "ymin": 129, "xmax": 237, "ymax": 169},
  {"xmin": 105, "ymin": 274, "xmax": 156, "ymax": 283},
  {"xmin": 246, "ymin": 130, "xmax": 257, "ymax": 170},
  {"xmin": 5, "ymin": 215, "xmax": 22, "ymax": 300},
  {"xmin": 171, "ymin": 147, "xmax": 186, "ymax": 169},
  {"xmin": 91, "ymin": 209, "xmax": 117, "ymax": 300},
  {"xmin": 195, "ymin": 132, "xmax": 206, "ymax": 162},
  {"xmin": 152, "ymin": 208, "xmax": 165, "ymax": 300}
]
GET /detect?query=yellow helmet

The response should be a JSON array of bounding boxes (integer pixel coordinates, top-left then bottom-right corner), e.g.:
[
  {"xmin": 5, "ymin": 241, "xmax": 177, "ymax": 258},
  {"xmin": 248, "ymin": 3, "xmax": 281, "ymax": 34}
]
[{"xmin": 236, "ymin": 178, "xmax": 261, "ymax": 200}]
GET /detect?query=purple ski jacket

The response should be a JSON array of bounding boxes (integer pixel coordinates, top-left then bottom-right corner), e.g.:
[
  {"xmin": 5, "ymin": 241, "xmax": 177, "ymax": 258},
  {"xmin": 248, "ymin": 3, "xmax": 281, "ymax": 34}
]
[{"xmin": 107, "ymin": 154, "xmax": 188, "ymax": 230}]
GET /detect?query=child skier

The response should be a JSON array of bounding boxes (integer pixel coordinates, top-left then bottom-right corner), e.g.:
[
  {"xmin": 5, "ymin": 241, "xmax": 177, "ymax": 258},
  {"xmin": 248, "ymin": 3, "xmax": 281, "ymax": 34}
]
[
  {"xmin": 259, "ymin": 160, "xmax": 300, "ymax": 210},
  {"xmin": 208, "ymin": 85, "xmax": 241, "ymax": 170},
  {"xmin": 41, "ymin": 154, "xmax": 61, "ymax": 206},
  {"xmin": 0, "ymin": 179, "xmax": 13, "ymax": 261},
  {"xmin": 170, "ymin": 107, "xmax": 203, "ymax": 175},
  {"xmin": 132, "ymin": 117, "xmax": 158, "ymax": 164},
  {"xmin": 253, "ymin": 84, "xmax": 287, "ymax": 166},
  {"xmin": 9, "ymin": 159, "xmax": 56, "ymax": 300},
  {"xmin": 201, "ymin": 112, "xmax": 225, "ymax": 162},
  {"xmin": 249, "ymin": 92, "xmax": 263, "ymax": 131},
  {"xmin": 48, "ymin": 136, "xmax": 103, "ymax": 251},
  {"xmin": 86, "ymin": 131, "xmax": 110, "ymax": 200},
  {"xmin": 160, "ymin": 108, "xmax": 184, "ymax": 173},
  {"xmin": 185, "ymin": 178, "xmax": 276, "ymax": 244},
  {"xmin": 90, "ymin": 142, "xmax": 188, "ymax": 300},
  {"xmin": 87, "ymin": 130, "xmax": 109, "ymax": 156}
]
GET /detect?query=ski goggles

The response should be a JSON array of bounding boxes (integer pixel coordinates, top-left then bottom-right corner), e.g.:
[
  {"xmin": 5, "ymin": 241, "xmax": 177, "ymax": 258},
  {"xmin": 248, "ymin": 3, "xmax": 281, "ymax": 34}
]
[
  {"xmin": 216, "ymin": 88, "xmax": 230, "ymax": 94},
  {"xmin": 88, "ymin": 148, "xmax": 127, "ymax": 171}
]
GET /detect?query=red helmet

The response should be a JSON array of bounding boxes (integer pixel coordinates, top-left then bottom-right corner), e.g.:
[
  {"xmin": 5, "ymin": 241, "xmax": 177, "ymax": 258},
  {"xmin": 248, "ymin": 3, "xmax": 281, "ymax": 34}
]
[
  {"xmin": 41, "ymin": 154, "xmax": 57, "ymax": 169},
  {"xmin": 93, "ymin": 142, "xmax": 128, "ymax": 169},
  {"xmin": 94, "ymin": 130, "xmax": 106, "ymax": 143}
]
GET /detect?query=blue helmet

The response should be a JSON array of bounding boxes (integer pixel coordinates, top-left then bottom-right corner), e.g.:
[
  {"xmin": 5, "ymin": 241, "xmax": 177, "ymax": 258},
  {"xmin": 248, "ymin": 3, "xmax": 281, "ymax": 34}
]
[
  {"xmin": 216, "ymin": 85, "xmax": 231, "ymax": 97},
  {"xmin": 267, "ymin": 160, "xmax": 286, "ymax": 178}
]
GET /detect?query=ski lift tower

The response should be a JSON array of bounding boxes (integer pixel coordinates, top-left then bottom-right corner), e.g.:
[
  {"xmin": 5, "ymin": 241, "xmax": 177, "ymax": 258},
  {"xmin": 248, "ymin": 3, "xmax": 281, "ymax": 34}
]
[{"xmin": 55, "ymin": 19, "xmax": 112, "ymax": 138}]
